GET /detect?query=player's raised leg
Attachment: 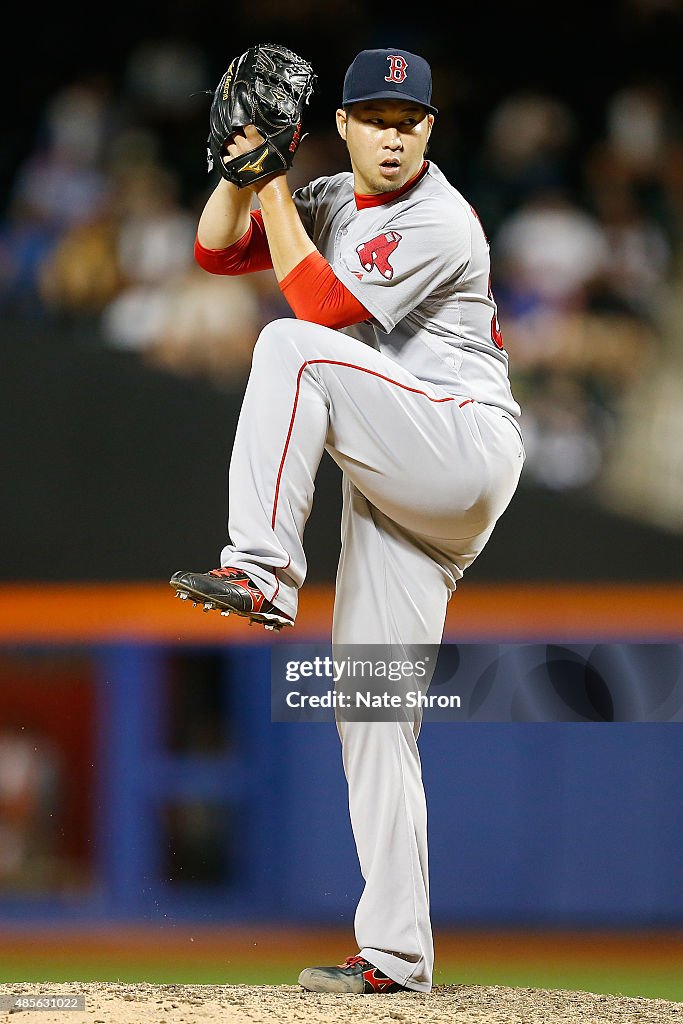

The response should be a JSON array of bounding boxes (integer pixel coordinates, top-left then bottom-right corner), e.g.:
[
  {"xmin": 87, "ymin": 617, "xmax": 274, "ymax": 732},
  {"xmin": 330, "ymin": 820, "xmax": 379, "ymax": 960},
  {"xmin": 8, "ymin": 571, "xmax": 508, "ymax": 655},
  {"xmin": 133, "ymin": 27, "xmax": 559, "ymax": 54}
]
[
  {"xmin": 171, "ymin": 316, "xmax": 523, "ymax": 627},
  {"xmin": 170, "ymin": 318, "xmax": 331, "ymax": 626}
]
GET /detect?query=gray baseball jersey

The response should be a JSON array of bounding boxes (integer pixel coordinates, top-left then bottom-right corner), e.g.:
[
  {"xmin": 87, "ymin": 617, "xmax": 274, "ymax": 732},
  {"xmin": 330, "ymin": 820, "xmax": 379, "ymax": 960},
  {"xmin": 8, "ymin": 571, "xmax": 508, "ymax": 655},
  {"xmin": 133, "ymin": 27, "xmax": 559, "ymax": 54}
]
[{"xmin": 293, "ymin": 161, "xmax": 521, "ymax": 418}]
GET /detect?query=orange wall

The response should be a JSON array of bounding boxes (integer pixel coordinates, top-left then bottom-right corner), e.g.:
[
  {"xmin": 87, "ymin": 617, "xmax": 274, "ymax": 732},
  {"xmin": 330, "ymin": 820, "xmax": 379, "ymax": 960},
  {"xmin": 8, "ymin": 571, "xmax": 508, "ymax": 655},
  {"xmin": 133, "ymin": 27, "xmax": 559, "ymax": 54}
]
[{"xmin": 0, "ymin": 582, "xmax": 681, "ymax": 642}]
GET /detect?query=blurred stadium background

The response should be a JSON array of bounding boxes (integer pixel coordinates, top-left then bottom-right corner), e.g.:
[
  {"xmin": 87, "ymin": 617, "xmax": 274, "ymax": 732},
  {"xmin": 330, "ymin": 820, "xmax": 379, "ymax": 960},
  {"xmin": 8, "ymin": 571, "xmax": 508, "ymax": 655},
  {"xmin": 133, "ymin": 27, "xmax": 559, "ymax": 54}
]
[{"xmin": 1, "ymin": 0, "xmax": 682, "ymax": 1002}]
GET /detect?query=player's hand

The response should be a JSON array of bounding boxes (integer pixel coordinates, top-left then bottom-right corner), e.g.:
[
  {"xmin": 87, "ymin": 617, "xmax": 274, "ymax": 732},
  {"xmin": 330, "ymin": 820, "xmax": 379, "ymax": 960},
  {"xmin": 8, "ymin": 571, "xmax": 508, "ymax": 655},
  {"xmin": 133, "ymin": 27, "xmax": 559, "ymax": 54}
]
[
  {"xmin": 223, "ymin": 124, "xmax": 266, "ymax": 160},
  {"xmin": 223, "ymin": 124, "xmax": 287, "ymax": 193}
]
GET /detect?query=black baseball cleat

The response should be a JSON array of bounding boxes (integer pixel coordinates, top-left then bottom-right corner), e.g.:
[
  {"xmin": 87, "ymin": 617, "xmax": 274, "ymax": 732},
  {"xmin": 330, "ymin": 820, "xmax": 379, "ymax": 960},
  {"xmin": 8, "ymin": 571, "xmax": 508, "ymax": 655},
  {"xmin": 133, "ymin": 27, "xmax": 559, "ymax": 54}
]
[
  {"xmin": 170, "ymin": 567, "xmax": 293, "ymax": 631},
  {"xmin": 298, "ymin": 954, "xmax": 408, "ymax": 994}
]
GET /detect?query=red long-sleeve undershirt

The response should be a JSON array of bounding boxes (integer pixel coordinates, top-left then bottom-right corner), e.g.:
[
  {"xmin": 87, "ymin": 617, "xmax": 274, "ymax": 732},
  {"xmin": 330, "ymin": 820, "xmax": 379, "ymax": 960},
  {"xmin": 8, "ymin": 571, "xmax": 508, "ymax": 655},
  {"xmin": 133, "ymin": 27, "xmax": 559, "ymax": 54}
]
[{"xmin": 194, "ymin": 211, "xmax": 370, "ymax": 330}]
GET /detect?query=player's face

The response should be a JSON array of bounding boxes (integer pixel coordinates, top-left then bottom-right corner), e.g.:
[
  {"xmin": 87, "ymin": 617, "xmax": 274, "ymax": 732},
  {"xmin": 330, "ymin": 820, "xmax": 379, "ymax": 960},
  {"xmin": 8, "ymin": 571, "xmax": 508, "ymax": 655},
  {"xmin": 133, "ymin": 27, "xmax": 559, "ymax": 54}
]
[{"xmin": 336, "ymin": 101, "xmax": 434, "ymax": 194}]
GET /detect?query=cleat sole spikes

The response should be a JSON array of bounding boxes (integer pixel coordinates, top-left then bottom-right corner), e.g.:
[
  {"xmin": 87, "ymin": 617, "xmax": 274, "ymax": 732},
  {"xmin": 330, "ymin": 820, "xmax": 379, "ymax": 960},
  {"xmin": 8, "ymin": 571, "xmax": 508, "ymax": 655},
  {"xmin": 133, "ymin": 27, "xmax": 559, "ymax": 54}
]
[{"xmin": 170, "ymin": 575, "xmax": 292, "ymax": 631}]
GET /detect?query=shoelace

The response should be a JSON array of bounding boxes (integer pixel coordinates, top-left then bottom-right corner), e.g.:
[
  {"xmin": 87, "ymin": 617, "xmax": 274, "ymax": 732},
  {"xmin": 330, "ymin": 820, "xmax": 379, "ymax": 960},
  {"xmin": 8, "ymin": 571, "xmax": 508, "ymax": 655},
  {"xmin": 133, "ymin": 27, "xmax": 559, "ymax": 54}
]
[
  {"xmin": 209, "ymin": 567, "xmax": 243, "ymax": 578},
  {"xmin": 338, "ymin": 954, "xmax": 366, "ymax": 969}
]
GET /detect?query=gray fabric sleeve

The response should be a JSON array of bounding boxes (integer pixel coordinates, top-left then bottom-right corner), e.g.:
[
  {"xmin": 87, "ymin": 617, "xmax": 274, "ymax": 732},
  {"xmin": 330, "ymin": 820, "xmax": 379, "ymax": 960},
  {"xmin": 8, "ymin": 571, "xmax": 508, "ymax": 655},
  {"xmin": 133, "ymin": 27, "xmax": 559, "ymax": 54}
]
[
  {"xmin": 291, "ymin": 175, "xmax": 336, "ymax": 241},
  {"xmin": 291, "ymin": 181, "xmax": 317, "ymax": 238}
]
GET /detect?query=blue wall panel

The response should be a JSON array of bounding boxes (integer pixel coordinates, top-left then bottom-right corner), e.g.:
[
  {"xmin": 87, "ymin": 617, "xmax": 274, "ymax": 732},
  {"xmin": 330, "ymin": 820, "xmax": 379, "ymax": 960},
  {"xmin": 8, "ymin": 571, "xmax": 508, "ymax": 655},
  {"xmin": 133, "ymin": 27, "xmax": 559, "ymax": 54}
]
[
  {"xmin": 419, "ymin": 724, "xmax": 683, "ymax": 926},
  {"xmin": 273, "ymin": 721, "xmax": 683, "ymax": 928}
]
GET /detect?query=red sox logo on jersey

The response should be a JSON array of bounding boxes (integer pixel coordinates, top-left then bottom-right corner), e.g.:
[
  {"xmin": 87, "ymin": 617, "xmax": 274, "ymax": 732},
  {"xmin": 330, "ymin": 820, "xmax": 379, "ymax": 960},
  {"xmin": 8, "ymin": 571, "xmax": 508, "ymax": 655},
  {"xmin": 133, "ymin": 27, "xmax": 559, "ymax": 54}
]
[
  {"xmin": 356, "ymin": 231, "xmax": 402, "ymax": 280},
  {"xmin": 385, "ymin": 55, "xmax": 408, "ymax": 83}
]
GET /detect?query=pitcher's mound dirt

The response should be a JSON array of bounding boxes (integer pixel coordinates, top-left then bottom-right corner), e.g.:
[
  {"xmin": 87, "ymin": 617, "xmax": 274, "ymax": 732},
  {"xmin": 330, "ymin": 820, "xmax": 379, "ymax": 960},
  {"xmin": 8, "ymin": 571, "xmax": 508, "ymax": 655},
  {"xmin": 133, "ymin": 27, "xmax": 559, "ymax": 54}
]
[{"xmin": 2, "ymin": 982, "xmax": 682, "ymax": 1024}]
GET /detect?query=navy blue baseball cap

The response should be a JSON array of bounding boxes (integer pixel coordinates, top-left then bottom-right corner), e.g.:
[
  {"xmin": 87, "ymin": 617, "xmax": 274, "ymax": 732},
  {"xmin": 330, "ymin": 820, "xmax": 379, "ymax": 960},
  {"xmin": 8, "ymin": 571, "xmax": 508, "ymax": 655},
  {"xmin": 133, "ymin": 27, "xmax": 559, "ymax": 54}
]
[{"xmin": 342, "ymin": 47, "xmax": 438, "ymax": 114}]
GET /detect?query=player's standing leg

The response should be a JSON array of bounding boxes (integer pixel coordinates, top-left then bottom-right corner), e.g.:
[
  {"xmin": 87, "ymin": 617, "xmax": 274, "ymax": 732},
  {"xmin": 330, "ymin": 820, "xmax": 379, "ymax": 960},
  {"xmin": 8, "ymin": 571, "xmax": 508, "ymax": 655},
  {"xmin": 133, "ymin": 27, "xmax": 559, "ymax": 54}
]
[
  {"xmin": 329, "ymin": 481, "xmax": 445, "ymax": 992},
  {"xmin": 306, "ymin": 471, "xmax": 512, "ymax": 993}
]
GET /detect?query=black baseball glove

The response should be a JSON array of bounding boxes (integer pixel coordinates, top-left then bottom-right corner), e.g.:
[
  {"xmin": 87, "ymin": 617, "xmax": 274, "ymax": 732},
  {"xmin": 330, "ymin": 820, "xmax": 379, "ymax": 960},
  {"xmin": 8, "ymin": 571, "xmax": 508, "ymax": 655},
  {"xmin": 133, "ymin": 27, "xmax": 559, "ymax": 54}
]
[{"xmin": 207, "ymin": 43, "xmax": 316, "ymax": 188}]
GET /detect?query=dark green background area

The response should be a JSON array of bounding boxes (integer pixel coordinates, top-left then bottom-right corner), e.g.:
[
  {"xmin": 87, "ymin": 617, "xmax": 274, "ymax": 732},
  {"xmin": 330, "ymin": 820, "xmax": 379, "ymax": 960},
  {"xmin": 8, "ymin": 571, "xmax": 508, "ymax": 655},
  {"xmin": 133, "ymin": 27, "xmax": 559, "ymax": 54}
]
[{"xmin": 3, "ymin": 320, "xmax": 682, "ymax": 583}]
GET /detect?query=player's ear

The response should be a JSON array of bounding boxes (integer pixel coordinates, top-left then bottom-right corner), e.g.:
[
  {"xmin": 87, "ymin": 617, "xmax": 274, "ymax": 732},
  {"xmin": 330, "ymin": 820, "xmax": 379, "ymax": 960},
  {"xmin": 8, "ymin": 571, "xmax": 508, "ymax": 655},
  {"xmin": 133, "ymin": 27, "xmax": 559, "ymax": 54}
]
[
  {"xmin": 427, "ymin": 113, "xmax": 434, "ymax": 139},
  {"xmin": 336, "ymin": 108, "xmax": 348, "ymax": 142}
]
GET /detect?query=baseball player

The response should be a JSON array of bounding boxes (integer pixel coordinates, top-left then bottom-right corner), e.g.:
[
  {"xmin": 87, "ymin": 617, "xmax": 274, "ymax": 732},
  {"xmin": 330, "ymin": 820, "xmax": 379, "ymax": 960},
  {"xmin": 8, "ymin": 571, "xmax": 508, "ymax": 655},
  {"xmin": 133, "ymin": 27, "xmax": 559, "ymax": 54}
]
[{"xmin": 171, "ymin": 46, "xmax": 525, "ymax": 993}]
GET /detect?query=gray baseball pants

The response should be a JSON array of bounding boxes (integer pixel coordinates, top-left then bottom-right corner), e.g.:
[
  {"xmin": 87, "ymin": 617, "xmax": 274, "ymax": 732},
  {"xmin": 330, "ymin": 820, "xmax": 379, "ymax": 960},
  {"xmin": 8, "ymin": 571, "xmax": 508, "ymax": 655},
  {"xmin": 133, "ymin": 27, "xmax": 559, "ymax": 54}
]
[{"xmin": 220, "ymin": 318, "xmax": 524, "ymax": 990}]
